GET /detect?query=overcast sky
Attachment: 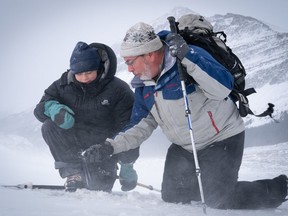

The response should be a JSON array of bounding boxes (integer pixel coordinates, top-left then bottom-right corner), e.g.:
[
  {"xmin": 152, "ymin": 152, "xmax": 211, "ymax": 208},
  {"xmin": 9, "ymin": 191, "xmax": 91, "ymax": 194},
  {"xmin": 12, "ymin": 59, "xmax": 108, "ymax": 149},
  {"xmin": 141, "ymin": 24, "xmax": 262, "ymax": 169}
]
[{"xmin": 0, "ymin": 0, "xmax": 287, "ymax": 117}]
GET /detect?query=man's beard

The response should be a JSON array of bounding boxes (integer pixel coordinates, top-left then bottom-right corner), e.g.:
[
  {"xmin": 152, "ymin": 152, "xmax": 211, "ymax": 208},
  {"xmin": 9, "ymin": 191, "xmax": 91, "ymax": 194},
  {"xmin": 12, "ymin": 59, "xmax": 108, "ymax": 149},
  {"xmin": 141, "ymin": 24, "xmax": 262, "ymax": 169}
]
[{"xmin": 139, "ymin": 63, "xmax": 153, "ymax": 81}]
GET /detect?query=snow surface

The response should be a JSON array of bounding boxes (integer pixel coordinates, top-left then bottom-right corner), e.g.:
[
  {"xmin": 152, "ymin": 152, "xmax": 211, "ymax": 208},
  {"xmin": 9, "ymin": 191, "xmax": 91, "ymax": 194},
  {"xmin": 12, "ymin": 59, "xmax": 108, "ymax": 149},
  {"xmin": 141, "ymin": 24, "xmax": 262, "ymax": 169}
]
[
  {"xmin": 0, "ymin": 134, "xmax": 288, "ymax": 216},
  {"xmin": 242, "ymin": 82, "xmax": 288, "ymax": 128}
]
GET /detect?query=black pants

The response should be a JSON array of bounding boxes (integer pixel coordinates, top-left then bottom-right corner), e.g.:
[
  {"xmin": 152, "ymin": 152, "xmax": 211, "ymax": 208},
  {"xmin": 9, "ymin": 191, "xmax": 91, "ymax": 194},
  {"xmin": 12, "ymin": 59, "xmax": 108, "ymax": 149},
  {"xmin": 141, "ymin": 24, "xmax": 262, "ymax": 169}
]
[
  {"xmin": 41, "ymin": 120, "xmax": 139, "ymax": 191},
  {"xmin": 161, "ymin": 131, "xmax": 287, "ymax": 209}
]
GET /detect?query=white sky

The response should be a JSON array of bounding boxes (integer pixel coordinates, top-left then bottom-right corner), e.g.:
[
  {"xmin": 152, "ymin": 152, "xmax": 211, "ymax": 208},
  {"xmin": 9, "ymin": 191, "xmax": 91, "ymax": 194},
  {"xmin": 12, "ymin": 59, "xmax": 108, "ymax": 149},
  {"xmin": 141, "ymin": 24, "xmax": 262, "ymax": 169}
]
[{"xmin": 0, "ymin": 0, "xmax": 287, "ymax": 116}]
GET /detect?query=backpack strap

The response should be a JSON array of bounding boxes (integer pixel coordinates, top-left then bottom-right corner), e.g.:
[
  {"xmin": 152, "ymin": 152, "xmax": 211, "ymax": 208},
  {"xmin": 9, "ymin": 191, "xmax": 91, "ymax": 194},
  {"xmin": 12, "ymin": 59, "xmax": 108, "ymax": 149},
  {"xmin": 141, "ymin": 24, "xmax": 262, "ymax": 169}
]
[
  {"xmin": 214, "ymin": 31, "xmax": 227, "ymax": 43},
  {"xmin": 234, "ymin": 90, "xmax": 277, "ymax": 121}
]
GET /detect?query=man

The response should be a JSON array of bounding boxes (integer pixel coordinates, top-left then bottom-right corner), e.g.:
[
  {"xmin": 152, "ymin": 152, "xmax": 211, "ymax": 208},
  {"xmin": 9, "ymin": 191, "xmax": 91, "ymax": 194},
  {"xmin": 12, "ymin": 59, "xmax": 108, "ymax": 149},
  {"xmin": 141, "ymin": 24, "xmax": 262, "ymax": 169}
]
[
  {"xmin": 34, "ymin": 41, "xmax": 138, "ymax": 192},
  {"xmin": 83, "ymin": 22, "xmax": 287, "ymax": 209}
]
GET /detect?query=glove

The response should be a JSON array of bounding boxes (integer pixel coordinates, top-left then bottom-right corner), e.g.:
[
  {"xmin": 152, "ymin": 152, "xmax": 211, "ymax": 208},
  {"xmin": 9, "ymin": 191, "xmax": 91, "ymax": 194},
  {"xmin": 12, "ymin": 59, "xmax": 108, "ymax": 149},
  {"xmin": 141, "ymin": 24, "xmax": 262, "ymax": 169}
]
[
  {"xmin": 83, "ymin": 141, "xmax": 114, "ymax": 163},
  {"xmin": 119, "ymin": 163, "xmax": 138, "ymax": 191},
  {"xmin": 44, "ymin": 100, "xmax": 75, "ymax": 129},
  {"xmin": 166, "ymin": 33, "xmax": 190, "ymax": 61}
]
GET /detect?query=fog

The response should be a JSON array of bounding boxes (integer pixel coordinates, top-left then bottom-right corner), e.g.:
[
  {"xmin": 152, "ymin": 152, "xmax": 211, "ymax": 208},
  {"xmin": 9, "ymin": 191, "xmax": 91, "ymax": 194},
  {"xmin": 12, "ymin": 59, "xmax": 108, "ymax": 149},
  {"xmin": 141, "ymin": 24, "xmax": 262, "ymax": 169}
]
[{"xmin": 0, "ymin": 0, "xmax": 287, "ymax": 117}]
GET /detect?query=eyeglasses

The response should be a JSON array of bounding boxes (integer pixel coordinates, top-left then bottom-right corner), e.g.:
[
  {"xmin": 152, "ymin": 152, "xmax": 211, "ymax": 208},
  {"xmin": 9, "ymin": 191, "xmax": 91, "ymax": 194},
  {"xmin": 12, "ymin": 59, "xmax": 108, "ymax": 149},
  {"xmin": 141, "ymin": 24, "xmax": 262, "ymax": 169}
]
[{"xmin": 124, "ymin": 55, "xmax": 142, "ymax": 66}]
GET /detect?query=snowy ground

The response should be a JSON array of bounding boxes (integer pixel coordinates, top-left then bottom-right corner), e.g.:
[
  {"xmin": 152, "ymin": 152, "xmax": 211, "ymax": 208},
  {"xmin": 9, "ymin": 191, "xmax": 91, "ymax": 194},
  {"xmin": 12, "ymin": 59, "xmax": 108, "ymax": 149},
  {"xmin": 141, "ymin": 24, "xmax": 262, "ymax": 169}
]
[{"xmin": 0, "ymin": 135, "xmax": 287, "ymax": 216}]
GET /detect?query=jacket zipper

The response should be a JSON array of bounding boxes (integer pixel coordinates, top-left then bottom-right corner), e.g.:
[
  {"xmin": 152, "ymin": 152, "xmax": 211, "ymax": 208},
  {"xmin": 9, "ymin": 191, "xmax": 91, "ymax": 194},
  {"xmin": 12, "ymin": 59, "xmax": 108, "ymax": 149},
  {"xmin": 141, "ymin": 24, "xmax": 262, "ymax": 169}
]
[
  {"xmin": 208, "ymin": 111, "xmax": 219, "ymax": 134},
  {"xmin": 81, "ymin": 86, "xmax": 87, "ymax": 102}
]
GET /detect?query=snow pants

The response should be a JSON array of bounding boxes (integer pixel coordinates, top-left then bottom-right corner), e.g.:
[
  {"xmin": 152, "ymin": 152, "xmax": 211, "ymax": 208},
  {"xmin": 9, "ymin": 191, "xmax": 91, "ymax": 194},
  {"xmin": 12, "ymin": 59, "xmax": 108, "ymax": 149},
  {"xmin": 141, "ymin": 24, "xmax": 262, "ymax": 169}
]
[
  {"xmin": 41, "ymin": 119, "xmax": 139, "ymax": 191},
  {"xmin": 161, "ymin": 131, "xmax": 287, "ymax": 209}
]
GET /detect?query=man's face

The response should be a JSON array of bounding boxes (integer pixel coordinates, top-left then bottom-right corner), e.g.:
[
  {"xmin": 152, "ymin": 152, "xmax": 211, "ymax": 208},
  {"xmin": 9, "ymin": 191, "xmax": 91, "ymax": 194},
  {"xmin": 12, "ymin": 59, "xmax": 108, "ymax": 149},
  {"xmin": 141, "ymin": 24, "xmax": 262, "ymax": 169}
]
[{"xmin": 124, "ymin": 54, "xmax": 159, "ymax": 81}]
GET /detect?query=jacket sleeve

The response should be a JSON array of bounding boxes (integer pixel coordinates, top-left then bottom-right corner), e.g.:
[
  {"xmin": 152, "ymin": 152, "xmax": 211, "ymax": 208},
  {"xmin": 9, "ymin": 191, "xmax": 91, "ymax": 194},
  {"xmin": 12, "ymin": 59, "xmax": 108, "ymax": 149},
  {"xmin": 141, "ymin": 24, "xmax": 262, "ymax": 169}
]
[
  {"xmin": 182, "ymin": 45, "xmax": 234, "ymax": 100},
  {"xmin": 107, "ymin": 87, "xmax": 158, "ymax": 154}
]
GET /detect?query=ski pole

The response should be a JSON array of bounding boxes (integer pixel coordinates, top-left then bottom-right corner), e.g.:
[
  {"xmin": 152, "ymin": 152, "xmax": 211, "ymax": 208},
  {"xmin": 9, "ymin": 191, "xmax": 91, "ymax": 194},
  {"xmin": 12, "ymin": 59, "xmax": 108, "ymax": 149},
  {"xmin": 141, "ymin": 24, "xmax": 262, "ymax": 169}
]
[{"xmin": 167, "ymin": 16, "xmax": 207, "ymax": 214}]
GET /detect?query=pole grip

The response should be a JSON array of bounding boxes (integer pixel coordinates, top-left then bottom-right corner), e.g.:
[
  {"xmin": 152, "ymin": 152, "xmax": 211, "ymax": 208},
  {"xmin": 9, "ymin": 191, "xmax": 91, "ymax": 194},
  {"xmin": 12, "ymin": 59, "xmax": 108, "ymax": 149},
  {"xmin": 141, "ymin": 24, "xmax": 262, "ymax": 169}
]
[
  {"xmin": 167, "ymin": 16, "xmax": 187, "ymax": 82},
  {"xmin": 167, "ymin": 16, "xmax": 177, "ymax": 33}
]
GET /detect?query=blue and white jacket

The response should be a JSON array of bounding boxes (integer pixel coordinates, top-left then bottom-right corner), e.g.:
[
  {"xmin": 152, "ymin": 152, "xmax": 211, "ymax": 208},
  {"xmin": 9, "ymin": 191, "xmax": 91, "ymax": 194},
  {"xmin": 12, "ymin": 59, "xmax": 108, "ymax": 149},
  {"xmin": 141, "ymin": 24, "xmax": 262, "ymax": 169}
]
[{"xmin": 108, "ymin": 36, "xmax": 244, "ymax": 154}]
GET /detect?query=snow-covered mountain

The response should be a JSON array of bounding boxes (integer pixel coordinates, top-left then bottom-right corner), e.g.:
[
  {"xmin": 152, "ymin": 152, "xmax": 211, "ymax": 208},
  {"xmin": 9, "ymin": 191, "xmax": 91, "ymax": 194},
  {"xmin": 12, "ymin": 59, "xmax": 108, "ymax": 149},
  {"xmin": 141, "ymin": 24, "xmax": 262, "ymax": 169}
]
[{"xmin": 1, "ymin": 7, "xmax": 288, "ymax": 149}]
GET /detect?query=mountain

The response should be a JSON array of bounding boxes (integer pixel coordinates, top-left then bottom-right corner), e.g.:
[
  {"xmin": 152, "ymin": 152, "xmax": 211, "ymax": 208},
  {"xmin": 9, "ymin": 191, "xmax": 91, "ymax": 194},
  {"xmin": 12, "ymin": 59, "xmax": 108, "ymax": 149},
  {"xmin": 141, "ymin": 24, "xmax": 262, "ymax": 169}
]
[{"xmin": 1, "ymin": 7, "xmax": 288, "ymax": 149}]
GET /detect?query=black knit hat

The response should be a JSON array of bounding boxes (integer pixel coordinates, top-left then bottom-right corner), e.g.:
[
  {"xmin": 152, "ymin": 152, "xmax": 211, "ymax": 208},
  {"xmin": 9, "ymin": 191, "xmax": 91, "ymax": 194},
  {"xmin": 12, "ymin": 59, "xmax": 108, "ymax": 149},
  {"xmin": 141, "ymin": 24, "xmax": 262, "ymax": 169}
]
[{"xmin": 70, "ymin": 41, "xmax": 101, "ymax": 74}]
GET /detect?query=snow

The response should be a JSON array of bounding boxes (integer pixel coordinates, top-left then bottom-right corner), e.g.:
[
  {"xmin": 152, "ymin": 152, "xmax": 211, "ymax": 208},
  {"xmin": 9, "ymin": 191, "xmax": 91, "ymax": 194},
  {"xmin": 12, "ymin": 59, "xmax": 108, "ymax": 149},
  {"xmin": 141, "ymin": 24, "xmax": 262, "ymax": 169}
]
[
  {"xmin": 244, "ymin": 82, "xmax": 288, "ymax": 127},
  {"xmin": 0, "ymin": 134, "xmax": 287, "ymax": 216}
]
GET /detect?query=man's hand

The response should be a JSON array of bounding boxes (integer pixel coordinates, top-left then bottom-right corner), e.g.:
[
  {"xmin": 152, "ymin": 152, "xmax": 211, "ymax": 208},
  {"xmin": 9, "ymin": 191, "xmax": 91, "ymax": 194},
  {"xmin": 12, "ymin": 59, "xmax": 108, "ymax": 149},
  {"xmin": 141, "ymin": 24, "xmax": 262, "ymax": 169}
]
[
  {"xmin": 166, "ymin": 33, "xmax": 190, "ymax": 61},
  {"xmin": 82, "ymin": 141, "xmax": 114, "ymax": 163}
]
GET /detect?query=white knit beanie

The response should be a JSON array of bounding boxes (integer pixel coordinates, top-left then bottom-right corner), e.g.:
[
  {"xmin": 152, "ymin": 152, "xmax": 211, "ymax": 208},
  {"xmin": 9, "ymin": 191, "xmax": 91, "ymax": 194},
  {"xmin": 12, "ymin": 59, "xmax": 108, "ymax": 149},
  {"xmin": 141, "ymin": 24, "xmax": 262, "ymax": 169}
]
[{"xmin": 120, "ymin": 22, "xmax": 163, "ymax": 57}]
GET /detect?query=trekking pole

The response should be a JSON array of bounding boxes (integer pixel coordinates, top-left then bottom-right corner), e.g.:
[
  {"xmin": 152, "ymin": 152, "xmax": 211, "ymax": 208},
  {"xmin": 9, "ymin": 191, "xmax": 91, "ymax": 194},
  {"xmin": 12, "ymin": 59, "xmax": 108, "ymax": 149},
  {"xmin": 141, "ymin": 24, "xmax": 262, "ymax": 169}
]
[{"xmin": 167, "ymin": 16, "xmax": 207, "ymax": 214}]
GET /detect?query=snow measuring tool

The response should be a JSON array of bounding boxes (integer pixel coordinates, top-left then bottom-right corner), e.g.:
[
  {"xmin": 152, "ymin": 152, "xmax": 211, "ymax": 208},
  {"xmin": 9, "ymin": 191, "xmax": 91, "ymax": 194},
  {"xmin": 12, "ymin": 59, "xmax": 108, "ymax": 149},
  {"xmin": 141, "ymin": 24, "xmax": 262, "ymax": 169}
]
[
  {"xmin": 2, "ymin": 181, "xmax": 161, "ymax": 192},
  {"xmin": 167, "ymin": 16, "xmax": 207, "ymax": 214}
]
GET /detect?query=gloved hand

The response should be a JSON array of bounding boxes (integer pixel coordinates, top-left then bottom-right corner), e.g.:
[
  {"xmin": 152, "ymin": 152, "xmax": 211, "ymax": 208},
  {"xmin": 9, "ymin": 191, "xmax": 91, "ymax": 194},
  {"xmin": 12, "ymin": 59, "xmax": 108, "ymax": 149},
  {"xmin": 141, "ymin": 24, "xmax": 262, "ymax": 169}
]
[
  {"xmin": 119, "ymin": 163, "xmax": 138, "ymax": 191},
  {"xmin": 166, "ymin": 33, "xmax": 190, "ymax": 61},
  {"xmin": 82, "ymin": 141, "xmax": 114, "ymax": 163},
  {"xmin": 44, "ymin": 100, "xmax": 75, "ymax": 129}
]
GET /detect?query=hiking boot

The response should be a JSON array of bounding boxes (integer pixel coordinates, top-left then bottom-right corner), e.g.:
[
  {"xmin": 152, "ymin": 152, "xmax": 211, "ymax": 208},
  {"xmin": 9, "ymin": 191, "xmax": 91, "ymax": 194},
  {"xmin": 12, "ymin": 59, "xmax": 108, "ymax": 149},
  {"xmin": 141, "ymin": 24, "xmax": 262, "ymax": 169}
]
[{"xmin": 65, "ymin": 174, "xmax": 85, "ymax": 192}]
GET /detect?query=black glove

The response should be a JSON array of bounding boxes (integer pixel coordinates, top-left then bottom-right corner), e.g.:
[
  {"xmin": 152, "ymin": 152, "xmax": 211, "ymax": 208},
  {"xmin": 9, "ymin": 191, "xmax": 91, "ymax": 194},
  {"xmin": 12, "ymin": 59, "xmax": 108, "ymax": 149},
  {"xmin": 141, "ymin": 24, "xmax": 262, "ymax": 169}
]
[
  {"xmin": 82, "ymin": 141, "xmax": 114, "ymax": 163},
  {"xmin": 166, "ymin": 33, "xmax": 190, "ymax": 61}
]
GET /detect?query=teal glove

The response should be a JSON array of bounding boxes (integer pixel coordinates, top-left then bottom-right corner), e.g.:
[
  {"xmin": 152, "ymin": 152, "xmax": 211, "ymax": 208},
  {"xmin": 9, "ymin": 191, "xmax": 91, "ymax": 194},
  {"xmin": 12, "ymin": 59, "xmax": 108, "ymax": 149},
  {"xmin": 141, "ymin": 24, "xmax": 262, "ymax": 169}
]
[
  {"xmin": 44, "ymin": 100, "xmax": 75, "ymax": 129},
  {"xmin": 119, "ymin": 163, "xmax": 138, "ymax": 191}
]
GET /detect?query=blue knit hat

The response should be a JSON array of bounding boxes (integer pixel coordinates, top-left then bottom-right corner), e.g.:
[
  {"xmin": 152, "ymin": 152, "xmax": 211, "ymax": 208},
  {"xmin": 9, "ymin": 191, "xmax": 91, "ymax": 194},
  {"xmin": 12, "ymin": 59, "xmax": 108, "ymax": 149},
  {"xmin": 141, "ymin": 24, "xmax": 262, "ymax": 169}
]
[{"xmin": 70, "ymin": 41, "xmax": 101, "ymax": 74}]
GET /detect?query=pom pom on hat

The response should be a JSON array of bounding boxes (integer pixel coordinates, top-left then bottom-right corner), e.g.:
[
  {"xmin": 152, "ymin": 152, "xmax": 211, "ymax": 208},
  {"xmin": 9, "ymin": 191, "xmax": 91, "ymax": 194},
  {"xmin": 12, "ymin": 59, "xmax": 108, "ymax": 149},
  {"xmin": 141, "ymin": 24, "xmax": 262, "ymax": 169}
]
[
  {"xmin": 120, "ymin": 22, "xmax": 163, "ymax": 57},
  {"xmin": 70, "ymin": 41, "xmax": 101, "ymax": 74}
]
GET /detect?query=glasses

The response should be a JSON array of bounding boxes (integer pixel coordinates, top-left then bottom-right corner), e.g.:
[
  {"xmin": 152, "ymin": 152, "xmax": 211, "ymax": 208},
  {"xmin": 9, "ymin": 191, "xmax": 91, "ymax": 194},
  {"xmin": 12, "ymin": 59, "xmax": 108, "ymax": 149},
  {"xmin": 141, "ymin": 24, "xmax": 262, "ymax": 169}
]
[{"xmin": 124, "ymin": 55, "xmax": 142, "ymax": 66}]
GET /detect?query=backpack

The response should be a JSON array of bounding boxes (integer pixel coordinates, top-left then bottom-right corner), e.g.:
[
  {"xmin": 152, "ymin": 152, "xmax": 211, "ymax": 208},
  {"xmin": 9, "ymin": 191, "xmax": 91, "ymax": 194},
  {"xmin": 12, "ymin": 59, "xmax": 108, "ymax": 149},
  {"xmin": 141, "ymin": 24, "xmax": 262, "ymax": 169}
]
[{"xmin": 175, "ymin": 14, "xmax": 275, "ymax": 119}]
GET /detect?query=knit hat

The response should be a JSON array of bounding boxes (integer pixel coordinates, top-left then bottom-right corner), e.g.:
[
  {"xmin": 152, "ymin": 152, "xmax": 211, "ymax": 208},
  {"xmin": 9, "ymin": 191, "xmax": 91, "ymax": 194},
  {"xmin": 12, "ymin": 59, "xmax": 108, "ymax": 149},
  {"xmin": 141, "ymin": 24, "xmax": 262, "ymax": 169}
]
[
  {"xmin": 70, "ymin": 41, "xmax": 101, "ymax": 74},
  {"xmin": 120, "ymin": 22, "xmax": 163, "ymax": 57}
]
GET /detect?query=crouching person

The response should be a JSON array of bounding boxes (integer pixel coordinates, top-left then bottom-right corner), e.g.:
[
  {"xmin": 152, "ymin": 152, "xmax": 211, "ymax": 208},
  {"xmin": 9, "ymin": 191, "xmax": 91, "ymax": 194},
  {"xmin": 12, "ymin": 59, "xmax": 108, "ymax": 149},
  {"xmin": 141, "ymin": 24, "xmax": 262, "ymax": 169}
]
[{"xmin": 34, "ymin": 41, "xmax": 139, "ymax": 192}]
